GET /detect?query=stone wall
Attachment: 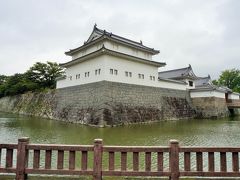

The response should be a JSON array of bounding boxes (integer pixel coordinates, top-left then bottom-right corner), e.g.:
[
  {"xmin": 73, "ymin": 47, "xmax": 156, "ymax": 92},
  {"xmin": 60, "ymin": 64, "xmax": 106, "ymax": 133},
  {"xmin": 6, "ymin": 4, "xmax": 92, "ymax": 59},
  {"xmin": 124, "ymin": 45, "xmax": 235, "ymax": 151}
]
[
  {"xmin": 54, "ymin": 81, "xmax": 196, "ymax": 126},
  {"xmin": 0, "ymin": 81, "xmax": 197, "ymax": 126},
  {"xmin": 0, "ymin": 90, "xmax": 56, "ymax": 118},
  {"xmin": 191, "ymin": 97, "xmax": 229, "ymax": 118}
]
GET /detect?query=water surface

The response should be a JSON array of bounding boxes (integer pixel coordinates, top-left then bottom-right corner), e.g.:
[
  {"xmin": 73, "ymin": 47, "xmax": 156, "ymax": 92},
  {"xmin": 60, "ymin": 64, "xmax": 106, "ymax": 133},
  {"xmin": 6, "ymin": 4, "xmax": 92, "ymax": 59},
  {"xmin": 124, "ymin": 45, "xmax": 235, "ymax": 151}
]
[{"xmin": 1, "ymin": 112, "xmax": 240, "ymax": 147}]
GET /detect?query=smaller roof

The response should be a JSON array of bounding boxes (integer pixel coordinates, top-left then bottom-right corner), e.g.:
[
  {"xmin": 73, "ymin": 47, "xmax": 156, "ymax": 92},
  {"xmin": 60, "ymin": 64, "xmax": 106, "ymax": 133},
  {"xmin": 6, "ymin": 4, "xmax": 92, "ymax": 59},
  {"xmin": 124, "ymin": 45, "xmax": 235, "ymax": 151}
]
[
  {"xmin": 195, "ymin": 75, "xmax": 212, "ymax": 87},
  {"xmin": 190, "ymin": 83, "xmax": 232, "ymax": 93},
  {"xmin": 158, "ymin": 77, "xmax": 187, "ymax": 85},
  {"xmin": 158, "ymin": 65, "xmax": 198, "ymax": 80}
]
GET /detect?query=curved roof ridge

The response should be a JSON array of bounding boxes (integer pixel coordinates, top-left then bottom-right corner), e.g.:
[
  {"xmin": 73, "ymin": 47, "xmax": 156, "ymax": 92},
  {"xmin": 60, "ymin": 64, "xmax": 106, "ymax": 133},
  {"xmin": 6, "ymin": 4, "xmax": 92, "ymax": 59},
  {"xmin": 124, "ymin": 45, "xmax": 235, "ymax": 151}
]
[
  {"xmin": 158, "ymin": 65, "xmax": 198, "ymax": 79},
  {"xmin": 159, "ymin": 66, "xmax": 190, "ymax": 74},
  {"xmin": 66, "ymin": 25, "xmax": 159, "ymax": 55}
]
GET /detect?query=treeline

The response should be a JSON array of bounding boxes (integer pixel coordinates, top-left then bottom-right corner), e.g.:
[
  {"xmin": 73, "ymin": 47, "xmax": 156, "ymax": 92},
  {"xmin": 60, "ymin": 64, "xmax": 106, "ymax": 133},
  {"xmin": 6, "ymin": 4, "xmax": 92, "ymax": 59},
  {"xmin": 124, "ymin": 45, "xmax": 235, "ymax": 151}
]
[
  {"xmin": 0, "ymin": 62, "xmax": 64, "ymax": 98},
  {"xmin": 213, "ymin": 69, "xmax": 240, "ymax": 93}
]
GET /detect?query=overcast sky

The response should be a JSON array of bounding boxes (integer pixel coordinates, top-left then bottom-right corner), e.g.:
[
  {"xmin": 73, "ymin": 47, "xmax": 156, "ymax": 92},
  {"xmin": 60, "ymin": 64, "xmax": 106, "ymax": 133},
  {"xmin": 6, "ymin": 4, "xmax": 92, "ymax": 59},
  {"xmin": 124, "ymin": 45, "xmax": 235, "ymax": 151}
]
[{"xmin": 0, "ymin": 0, "xmax": 239, "ymax": 79}]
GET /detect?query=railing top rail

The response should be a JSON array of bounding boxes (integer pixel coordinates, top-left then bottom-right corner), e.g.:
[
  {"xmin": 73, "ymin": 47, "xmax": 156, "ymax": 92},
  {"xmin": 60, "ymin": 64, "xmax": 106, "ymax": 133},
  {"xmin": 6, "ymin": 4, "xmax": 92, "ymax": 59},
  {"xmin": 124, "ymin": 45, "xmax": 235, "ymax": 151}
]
[
  {"xmin": 26, "ymin": 144, "xmax": 94, "ymax": 151},
  {"xmin": 103, "ymin": 146, "xmax": 169, "ymax": 152},
  {"xmin": 0, "ymin": 144, "xmax": 18, "ymax": 149},
  {"xmin": 180, "ymin": 146, "xmax": 240, "ymax": 152}
]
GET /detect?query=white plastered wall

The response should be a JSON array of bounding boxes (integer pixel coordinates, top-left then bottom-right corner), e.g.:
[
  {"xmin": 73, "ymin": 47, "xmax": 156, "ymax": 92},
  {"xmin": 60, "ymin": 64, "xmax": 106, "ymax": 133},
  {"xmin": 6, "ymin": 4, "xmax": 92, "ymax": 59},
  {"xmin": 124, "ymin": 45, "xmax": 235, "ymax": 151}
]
[
  {"xmin": 104, "ymin": 41, "xmax": 152, "ymax": 60},
  {"xmin": 103, "ymin": 55, "xmax": 158, "ymax": 86},
  {"xmin": 228, "ymin": 93, "xmax": 240, "ymax": 100},
  {"xmin": 71, "ymin": 40, "xmax": 152, "ymax": 61},
  {"xmin": 56, "ymin": 56, "xmax": 105, "ymax": 88},
  {"xmin": 57, "ymin": 54, "xmax": 186, "ymax": 90},
  {"xmin": 190, "ymin": 90, "xmax": 225, "ymax": 98}
]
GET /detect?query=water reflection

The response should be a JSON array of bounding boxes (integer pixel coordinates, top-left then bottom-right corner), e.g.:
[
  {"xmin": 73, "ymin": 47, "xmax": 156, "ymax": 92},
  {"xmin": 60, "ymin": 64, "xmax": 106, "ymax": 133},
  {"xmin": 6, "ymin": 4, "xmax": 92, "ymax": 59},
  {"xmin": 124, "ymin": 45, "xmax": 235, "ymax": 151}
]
[{"xmin": 0, "ymin": 112, "xmax": 240, "ymax": 147}]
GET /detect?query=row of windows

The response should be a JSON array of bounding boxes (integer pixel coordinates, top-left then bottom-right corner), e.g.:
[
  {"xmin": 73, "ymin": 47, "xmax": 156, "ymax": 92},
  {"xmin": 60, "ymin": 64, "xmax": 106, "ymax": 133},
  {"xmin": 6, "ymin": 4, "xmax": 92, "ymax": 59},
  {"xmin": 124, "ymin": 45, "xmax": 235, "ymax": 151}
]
[
  {"xmin": 69, "ymin": 68, "xmax": 156, "ymax": 81},
  {"xmin": 69, "ymin": 69, "xmax": 101, "ymax": 80},
  {"xmin": 111, "ymin": 70, "xmax": 155, "ymax": 80}
]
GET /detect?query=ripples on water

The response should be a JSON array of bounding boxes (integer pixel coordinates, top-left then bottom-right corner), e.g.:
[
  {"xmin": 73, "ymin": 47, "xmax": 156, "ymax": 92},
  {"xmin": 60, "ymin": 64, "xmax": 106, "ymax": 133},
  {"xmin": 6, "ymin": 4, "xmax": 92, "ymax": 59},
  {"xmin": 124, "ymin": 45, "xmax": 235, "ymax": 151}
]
[
  {"xmin": 0, "ymin": 112, "xmax": 240, "ymax": 146},
  {"xmin": 1, "ymin": 112, "xmax": 240, "ymax": 172}
]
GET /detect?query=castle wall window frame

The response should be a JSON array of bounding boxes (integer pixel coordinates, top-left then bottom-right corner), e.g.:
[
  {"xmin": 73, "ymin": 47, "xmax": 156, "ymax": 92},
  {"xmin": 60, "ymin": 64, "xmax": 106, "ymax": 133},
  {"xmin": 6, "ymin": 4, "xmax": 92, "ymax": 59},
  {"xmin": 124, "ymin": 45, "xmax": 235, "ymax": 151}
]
[
  {"xmin": 138, "ymin": 73, "xmax": 144, "ymax": 79},
  {"xmin": 150, "ymin": 76, "xmax": 155, "ymax": 81},
  {"xmin": 189, "ymin": 81, "xmax": 193, "ymax": 87},
  {"xmin": 125, "ymin": 71, "xmax": 132, "ymax": 77},
  {"xmin": 76, "ymin": 74, "xmax": 80, "ymax": 79},
  {"xmin": 95, "ymin": 69, "xmax": 101, "ymax": 75},
  {"xmin": 110, "ymin": 69, "xmax": 118, "ymax": 75},
  {"xmin": 110, "ymin": 69, "xmax": 113, "ymax": 74},
  {"xmin": 85, "ymin": 72, "xmax": 90, "ymax": 77}
]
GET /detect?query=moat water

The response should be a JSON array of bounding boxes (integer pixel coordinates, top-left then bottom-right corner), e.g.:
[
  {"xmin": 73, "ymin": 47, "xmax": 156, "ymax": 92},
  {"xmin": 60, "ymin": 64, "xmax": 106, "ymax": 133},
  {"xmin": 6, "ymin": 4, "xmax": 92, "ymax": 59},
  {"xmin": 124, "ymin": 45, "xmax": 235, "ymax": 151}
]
[
  {"xmin": 1, "ymin": 111, "xmax": 240, "ymax": 176},
  {"xmin": 0, "ymin": 111, "xmax": 240, "ymax": 146}
]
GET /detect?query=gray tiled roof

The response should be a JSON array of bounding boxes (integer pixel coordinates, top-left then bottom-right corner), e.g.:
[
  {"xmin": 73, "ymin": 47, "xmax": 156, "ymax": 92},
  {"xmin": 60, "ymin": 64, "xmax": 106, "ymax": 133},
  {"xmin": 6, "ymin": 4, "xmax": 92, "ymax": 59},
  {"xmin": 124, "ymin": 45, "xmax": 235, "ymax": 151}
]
[
  {"xmin": 191, "ymin": 84, "xmax": 232, "ymax": 93},
  {"xmin": 88, "ymin": 26, "xmax": 158, "ymax": 53},
  {"xmin": 194, "ymin": 76, "xmax": 232, "ymax": 93},
  {"xmin": 66, "ymin": 25, "xmax": 159, "ymax": 55},
  {"xmin": 195, "ymin": 75, "xmax": 212, "ymax": 87},
  {"xmin": 158, "ymin": 65, "xmax": 197, "ymax": 79}
]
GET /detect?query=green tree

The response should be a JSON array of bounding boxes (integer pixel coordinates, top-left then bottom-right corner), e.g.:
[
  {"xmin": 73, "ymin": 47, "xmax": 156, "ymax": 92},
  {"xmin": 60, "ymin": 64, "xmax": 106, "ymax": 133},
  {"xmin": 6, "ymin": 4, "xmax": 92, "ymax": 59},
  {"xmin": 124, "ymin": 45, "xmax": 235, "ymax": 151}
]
[
  {"xmin": 212, "ymin": 79, "xmax": 219, "ymax": 86},
  {"xmin": 0, "ymin": 61, "xmax": 64, "ymax": 98},
  {"xmin": 217, "ymin": 69, "xmax": 240, "ymax": 92},
  {"xmin": 3, "ymin": 74, "xmax": 34, "ymax": 96},
  {"xmin": 26, "ymin": 61, "xmax": 64, "ymax": 89},
  {"xmin": 0, "ymin": 75, "xmax": 8, "ymax": 85}
]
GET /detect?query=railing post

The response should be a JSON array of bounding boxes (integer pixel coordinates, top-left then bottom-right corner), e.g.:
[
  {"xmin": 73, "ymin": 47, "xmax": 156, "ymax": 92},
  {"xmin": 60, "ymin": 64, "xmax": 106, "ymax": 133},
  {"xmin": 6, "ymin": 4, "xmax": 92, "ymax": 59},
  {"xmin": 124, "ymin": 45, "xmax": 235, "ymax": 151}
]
[
  {"xmin": 16, "ymin": 137, "xmax": 29, "ymax": 180},
  {"xmin": 93, "ymin": 139, "xmax": 103, "ymax": 180},
  {"xmin": 169, "ymin": 140, "xmax": 180, "ymax": 180}
]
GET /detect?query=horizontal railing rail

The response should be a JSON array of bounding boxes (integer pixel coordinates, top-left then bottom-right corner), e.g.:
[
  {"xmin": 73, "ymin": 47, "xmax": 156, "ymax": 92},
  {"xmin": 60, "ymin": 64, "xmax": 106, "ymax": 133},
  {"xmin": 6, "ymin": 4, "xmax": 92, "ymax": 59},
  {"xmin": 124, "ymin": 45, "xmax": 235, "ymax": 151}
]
[
  {"xmin": 0, "ymin": 138, "xmax": 240, "ymax": 180},
  {"xmin": 179, "ymin": 146, "xmax": 240, "ymax": 178}
]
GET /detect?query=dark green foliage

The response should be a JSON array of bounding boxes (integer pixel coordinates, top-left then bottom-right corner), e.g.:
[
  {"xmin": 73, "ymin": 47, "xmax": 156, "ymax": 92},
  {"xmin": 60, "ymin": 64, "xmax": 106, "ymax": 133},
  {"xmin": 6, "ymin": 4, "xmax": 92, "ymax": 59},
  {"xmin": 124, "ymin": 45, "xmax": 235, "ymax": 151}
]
[
  {"xmin": 0, "ymin": 62, "xmax": 64, "ymax": 97},
  {"xmin": 26, "ymin": 61, "xmax": 64, "ymax": 89},
  {"xmin": 213, "ymin": 69, "xmax": 240, "ymax": 93},
  {"xmin": 0, "ymin": 75, "xmax": 8, "ymax": 85}
]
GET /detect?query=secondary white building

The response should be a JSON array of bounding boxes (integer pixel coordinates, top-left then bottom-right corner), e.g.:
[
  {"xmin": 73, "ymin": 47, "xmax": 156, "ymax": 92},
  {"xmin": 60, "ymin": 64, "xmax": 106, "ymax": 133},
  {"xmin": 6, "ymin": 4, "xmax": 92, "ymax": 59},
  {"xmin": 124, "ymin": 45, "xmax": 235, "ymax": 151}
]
[
  {"xmin": 57, "ymin": 25, "xmax": 187, "ymax": 90},
  {"xmin": 158, "ymin": 65, "xmax": 198, "ymax": 89},
  {"xmin": 159, "ymin": 65, "xmax": 240, "ymax": 101}
]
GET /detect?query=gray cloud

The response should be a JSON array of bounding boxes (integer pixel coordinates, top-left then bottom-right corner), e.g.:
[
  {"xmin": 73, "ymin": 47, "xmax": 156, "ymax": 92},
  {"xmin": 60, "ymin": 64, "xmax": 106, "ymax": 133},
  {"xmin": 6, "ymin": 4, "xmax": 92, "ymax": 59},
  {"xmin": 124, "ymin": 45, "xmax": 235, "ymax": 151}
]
[{"xmin": 0, "ymin": 0, "xmax": 239, "ymax": 79}]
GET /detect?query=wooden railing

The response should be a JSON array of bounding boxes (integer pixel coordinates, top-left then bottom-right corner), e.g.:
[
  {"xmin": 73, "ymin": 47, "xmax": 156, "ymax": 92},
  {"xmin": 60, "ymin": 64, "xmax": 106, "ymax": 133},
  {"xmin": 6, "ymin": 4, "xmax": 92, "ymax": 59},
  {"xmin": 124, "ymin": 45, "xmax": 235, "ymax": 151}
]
[{"xmin": 0, "ymin": 138, "xmax": 240, "ymax": 180}]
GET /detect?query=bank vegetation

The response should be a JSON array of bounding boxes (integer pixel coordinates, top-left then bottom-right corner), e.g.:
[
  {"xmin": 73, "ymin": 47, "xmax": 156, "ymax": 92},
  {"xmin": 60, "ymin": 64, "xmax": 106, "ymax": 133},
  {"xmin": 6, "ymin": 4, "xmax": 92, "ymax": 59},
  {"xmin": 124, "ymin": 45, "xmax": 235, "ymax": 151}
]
[{"xmin": 0, "ymin": 61, "xmax": 64, "ymax": 98}]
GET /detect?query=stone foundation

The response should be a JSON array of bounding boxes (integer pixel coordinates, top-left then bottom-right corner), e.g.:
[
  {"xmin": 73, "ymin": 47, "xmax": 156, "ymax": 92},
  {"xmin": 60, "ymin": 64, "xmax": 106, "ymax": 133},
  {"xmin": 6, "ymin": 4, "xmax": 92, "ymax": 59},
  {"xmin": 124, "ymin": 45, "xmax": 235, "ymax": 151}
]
[
  {"xmin": 0, "ymin": 81, "xmax": 196, "ymax": 127},
  {"xmin": 191, "ymin": 97, "xmax": 229, "ymax": 118}
]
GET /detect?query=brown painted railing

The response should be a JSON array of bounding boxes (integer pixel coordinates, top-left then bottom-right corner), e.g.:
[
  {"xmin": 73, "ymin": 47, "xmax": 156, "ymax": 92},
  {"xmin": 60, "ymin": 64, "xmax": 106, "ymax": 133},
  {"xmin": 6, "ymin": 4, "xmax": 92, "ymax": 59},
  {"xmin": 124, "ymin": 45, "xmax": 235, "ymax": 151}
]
[{"xmin": 0, "ymin": 138, "xmax": 240, "ymax": 180}]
